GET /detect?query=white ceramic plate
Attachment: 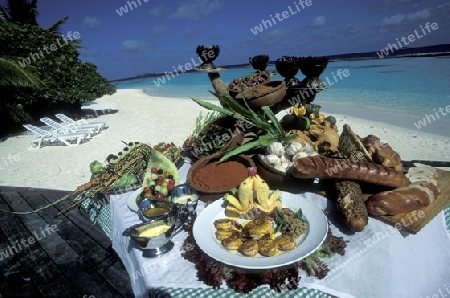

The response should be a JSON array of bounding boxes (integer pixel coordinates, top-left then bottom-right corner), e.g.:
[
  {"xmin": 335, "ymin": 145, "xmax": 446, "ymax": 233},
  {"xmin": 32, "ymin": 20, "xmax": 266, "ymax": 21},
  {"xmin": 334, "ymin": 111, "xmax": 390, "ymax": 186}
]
[
  {"xmin": 126, "ymin": 189, "xmax": 142, "ymax": 212},
  {"xmin": 193, "ymin": 193, "xmax": 328, "ymax": 270}
]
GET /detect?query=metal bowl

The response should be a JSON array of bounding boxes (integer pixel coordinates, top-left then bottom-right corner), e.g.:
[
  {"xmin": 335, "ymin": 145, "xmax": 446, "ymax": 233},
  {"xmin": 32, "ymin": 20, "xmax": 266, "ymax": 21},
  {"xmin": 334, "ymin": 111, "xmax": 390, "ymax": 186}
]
[
  {"xmin": 169, "ymin": 183, "xmax": 199, "ymax": 209},
  {"xmin": 123, "ymin": 212, "xmax": 188, "ymax": 257},
  {"xmin": 136, "ymin": 197, "xmax": 177, "ymax": 222}
]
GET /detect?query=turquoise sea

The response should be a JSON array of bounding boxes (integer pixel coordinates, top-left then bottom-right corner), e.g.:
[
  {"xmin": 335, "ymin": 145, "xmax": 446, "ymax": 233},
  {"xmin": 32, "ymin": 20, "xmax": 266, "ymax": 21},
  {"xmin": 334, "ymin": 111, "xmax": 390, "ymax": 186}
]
[{"xmin": 116, "ymin": 57, "xmax": 450, "ymax": 137}]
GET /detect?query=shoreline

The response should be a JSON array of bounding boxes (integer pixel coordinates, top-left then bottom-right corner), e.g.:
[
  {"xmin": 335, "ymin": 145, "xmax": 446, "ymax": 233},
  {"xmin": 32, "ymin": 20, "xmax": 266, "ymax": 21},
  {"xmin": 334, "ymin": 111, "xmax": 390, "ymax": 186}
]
[{"xmin": 0, "ymin": 89, "xmax": 449, "ymax": 191}]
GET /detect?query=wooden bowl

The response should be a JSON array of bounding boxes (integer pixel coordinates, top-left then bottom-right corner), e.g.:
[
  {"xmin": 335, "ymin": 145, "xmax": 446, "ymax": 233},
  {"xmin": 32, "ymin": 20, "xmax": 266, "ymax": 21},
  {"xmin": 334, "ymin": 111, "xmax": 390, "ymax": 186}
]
[
  {"xmin": 183, "ymin": 116, "xmax": 245, "ymax": 161},
  {"xmin": 187, "ymin": 154, "xmax": 255, "ymax": 203},
  {"xmin": 253, "ymin": 154, "xmax": 318, "ymax": 191},
  {"xmin": 236, "ymin": 81, "xmax": 286, "ymax": 107},
  {"xmin": 253, "ymin": 154, "xmax": 286, "ymax": 189}
]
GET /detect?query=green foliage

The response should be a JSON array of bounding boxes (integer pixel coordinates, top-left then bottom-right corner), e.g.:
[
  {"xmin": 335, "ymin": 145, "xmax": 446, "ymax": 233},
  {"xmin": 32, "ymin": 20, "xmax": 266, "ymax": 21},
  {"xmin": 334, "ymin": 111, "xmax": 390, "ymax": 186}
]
[
  {"xmin": 0, "ymin": 56, "xmax": 42, "ymax": 88},
  {"xmin": 0, "ymin": 0, "xmax": 39, "ymax": 25},
  {"xmin": 89, "ymin": 160, "xmax": 106, "ymax": 178},
  {"xmin": 0, "ymin": 21, "xmax": 115, "ymax": 129},
  {"xmin": 191, "ymin": 95, "xmax": 296, "ymax": 161},
  {"xmin": 0, "ymin": 56, "xmax": 42, "ymax": 122}
]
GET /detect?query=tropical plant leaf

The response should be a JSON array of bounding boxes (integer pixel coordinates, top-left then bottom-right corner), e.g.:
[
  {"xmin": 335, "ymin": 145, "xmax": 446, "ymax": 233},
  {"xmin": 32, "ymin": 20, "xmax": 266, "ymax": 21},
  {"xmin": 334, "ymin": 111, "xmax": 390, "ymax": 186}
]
[
  {"xmin": 219, "ymin": 138, "xmax": 264, "ymax": 162},
  {"xmin": 1, "ymin": 0, "xmax": 39, "ymax": 25},
  {"xmin": 262, "ymin": 106, "xmax": 284, "ymax": 136},
  {"xmin": 214, "ymin": 94, "xmax": 274, "ymax": 133},
  {"xmin": 191, "ymin": 92, "xmax": 292, "ymax": 162},
  {"xmin": 46, "ymin": 16, "xmax": 68, "ymax": 34},
  {"xmin": 258, "ymin": 134, "xmax": 278, "ymax": 146},
  {"xmin": 0, "ymin": 57, "xmax": 42, "ymax": 88},
  {"xmin": 190, "ymin": 97, "xmax": 248, "ymax": 123}
]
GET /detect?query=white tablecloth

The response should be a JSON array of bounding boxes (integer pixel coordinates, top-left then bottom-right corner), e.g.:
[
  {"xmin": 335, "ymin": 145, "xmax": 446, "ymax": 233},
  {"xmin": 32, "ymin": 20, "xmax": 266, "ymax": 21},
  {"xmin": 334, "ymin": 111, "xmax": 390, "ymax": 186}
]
[{"xmin": 110, "ymin": 163, "xmax": 450, "ymax": 298}]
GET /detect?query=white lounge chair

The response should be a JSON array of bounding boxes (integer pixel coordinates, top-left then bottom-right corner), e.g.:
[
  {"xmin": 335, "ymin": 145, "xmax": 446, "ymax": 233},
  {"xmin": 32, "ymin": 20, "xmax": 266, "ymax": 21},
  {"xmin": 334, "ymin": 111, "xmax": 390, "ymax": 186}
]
[
  {"xmin": 55, "ymin": 113, "xmax": 107, "ymax": 134},
  {"xmin": 40, "ymin": 117, "xmax": 96, "ymax": 138},
  {"xmin": 23, "ymin": 124, "xmax": 89, "ymax": 149}
]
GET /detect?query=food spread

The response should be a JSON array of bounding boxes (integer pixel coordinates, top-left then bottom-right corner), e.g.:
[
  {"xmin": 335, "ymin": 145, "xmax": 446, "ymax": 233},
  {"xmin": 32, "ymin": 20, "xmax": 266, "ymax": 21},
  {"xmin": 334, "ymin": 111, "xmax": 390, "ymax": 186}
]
[{"xmin": 214, "ymin": 172, "xmax": 308, "ymax": 257}]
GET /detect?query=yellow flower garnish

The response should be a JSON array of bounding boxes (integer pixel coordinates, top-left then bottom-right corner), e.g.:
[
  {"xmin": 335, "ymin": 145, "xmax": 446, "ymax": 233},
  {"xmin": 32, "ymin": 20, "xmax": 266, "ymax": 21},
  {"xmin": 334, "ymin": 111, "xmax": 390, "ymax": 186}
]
[{"xmin": 291, "ymin": 106, "xmax": 306, "ymax": 117}]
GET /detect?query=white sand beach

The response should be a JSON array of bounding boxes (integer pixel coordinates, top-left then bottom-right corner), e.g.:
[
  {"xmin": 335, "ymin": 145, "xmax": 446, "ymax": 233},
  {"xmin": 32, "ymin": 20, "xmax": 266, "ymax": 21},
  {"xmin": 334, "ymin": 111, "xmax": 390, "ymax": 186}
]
[{"xmin": 0, "ymin": 89, "xmax": 449, "ymax": 191}]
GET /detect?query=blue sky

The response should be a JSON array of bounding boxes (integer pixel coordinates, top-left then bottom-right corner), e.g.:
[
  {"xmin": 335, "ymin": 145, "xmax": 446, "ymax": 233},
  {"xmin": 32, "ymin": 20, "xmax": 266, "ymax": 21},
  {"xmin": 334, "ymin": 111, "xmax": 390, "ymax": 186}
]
[{"xmin": 31, "ymin": 0, "xmax": 450, "ymax": 80}]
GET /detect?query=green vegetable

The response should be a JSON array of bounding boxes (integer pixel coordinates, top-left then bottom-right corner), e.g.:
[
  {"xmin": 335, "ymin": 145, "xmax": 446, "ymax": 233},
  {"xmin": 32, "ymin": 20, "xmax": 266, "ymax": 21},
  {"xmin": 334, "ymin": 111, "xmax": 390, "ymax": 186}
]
[
  {"xmin": 89, "ymin": 160, "xmax": 106, "ymax": 179},
  {"xmin": 280, "ymin": 114, "xmax": 296, "ymax": 130},
  {"xmin": 295, "ymin": 208, "xmax": 303, "ymax": 220},
  {"xmin": 301, "ymin": 253, "xmax": 329, "ymax": 279},
  {"xmin": 305, "ymin": 104, "xmax": 321, "ymax": 118},
  {"xmin": 274, "ymin": 210, "xmax": 285, "ymax": 233},
  {"xmin": 111, "ymin": 173, "xmax": 138, "ymax": 189},
  {"xmin": 297, "ymin": 116, "xmax": 311, "ymax": 131},
  {"xmin": 314, "ymin": 243, "xmax": 334, "ymax": 259}
]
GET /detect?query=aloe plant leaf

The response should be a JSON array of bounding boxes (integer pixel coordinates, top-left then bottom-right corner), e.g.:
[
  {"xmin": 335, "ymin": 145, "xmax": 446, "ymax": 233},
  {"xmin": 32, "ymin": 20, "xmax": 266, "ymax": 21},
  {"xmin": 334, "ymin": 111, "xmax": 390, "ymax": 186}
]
[
  {"xmin": 262, "ymin": 106, "xmax": 284, "ymax": 136},
  {"xmin": 258, "ymin": 134, "xmax": 278, "ymax": 146},
  {"xmin": 220, "ymin": 94, "xmax": 274, "ymax": 132},
  {"xmin": 219, "ymin": 138, "xmax": 263, "ymax": 162},
  {"xmin": 191, "ymin": 97, "xmax": 249, "ymax": 123}
]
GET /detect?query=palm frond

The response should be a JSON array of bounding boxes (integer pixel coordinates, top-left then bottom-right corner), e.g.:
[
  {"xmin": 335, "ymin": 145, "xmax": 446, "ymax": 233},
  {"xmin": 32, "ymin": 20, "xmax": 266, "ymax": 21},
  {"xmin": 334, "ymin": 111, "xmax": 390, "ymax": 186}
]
[
  {"xmin": 0, "ymin": 6, "xmax": 8, "ymax": 22},
  {"xmin": 0, "ymin": 57, "xmax": 42, "ymax": 88},
  {"xmin": 47, "ymin": 16, "xmax": 68, "ymax": 34}
]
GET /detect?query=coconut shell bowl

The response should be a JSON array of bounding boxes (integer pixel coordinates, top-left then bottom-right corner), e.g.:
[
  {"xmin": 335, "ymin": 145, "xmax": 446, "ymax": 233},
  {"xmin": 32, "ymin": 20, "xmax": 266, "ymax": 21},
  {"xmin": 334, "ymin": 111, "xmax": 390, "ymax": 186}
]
[
  {"xmin": 235, "ymin": 81, "xmax": 286, "ymax": 108},
  {"xmin": 186, "ymin": 153, "xmax": 255, "ymax": 203}
]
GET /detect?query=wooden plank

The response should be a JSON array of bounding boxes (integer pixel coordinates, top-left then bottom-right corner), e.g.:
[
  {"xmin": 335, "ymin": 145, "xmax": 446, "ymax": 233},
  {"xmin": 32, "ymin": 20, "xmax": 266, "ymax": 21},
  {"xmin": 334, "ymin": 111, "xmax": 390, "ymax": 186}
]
[
  {"xmin": 374, "ymin": 169, "xmax": 450, "ymax": 233},
  {"xmin": 34, "ymin": 188, "xmax": 134, "ymax": 296},
  {"xmin": 0, "ymin": 194, "xmax": 44, "ymax": 298},
  {"xmin": 35, "ymin": 188, "xmax": 112, "ymax": 249},
  {"xmin": 12, "ymin": 187, "xmax": 134, "ymax": 297},
  {"xmin": 13, "ymin": 188, "xmax": 127, "ymax": 298},
  {"xmin": 0, "ymin": 190, "xmax": 78, "ymax": 297}
]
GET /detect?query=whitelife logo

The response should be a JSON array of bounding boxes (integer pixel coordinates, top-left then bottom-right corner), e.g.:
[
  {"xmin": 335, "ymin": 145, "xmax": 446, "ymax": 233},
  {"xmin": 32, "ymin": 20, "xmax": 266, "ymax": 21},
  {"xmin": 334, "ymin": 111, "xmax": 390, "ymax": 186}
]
[
  {"xmin": 250, "ymin": 0, "xmax": 313, "ymax": 35},
  {"xmin": 18, "ymin": 31, "xmax": 81, "ymax": 67},
  {"xmin": 376, "ymin": 21, "xmax": 439, "ymax": 58},
  {"xmin": 151, "ymin": 49, "xmax": 217, "ymax": 87}
]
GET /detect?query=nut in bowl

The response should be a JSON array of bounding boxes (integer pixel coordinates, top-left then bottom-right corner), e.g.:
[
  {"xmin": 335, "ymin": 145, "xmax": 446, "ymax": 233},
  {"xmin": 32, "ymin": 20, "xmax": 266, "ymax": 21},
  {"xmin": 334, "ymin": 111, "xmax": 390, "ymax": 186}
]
[{"xmin": 253, "ymin": 141, "xmax": 319, "ymax": 189}]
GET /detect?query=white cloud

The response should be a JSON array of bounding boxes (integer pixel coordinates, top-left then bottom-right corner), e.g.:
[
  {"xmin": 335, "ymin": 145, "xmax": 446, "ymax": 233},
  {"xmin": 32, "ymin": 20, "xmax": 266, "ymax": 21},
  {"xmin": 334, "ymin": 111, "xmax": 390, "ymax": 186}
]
[
  {"xmin": 265, "ymin": 29, "xmax": 290, "ymax": 39},
  {"xmin": 170, "ymin": 0, "xmax": 223, "ymax": 20},
  {"xmin": 379, "ymin": 7, "xmax": 434, "ymax": 31},
  {"xmin": 150, "ymin": 5, "xmax": 165, "ymax": 17},
  {"xmin": 150, "ymin": 25, "xmax": 169, "ymax": 35},
  {"xmin": 406, "ymin": 8, "xmax": 431, "ymax": 20},
  {"xmin": 342, "ymin": 23, "xmax": 363, "ymax": 34},
  {"xmin": 182, "ymin": 26, "xmax": 207, "ymax": 38},
  {"xmin": 122, "ymin": 40, "xmax": 142, "ymax": 51},
  {"xmin": 384, "ymin": 0, "xmax": 419, "ymax": 9},
  {"xmin": 380, "ymin": 13, "xmax": 406, "ymax": 26},
  {"xmin": 82, "ymin": 16, "xmax": 101, "ymax": 29},
  {"xmin": 121, "ymin": 39, "xmax": 156, "ymax": 53},
  {"xmin": 309, "ymin": 16, "xmax": 327, "ymax": 28}
]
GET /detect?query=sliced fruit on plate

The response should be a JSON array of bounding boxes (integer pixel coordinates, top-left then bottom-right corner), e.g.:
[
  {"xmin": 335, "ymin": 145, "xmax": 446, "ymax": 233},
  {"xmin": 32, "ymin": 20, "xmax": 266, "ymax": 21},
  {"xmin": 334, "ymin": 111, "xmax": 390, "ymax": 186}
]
[
  {"xmin": 140, "ymin": 147, "xmax": 180, "ymax": 201},
  {"xmin": 153, "ymin": 142, "xmax": 182, "ymax": 165}
]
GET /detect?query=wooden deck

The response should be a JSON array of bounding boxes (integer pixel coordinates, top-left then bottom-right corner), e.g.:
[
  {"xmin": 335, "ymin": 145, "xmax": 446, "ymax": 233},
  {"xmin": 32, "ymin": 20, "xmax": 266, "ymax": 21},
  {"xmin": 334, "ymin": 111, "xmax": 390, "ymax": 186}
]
[{"xmin": 0, "ymin": 186, "xmax": 134, "ymax": 298}]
